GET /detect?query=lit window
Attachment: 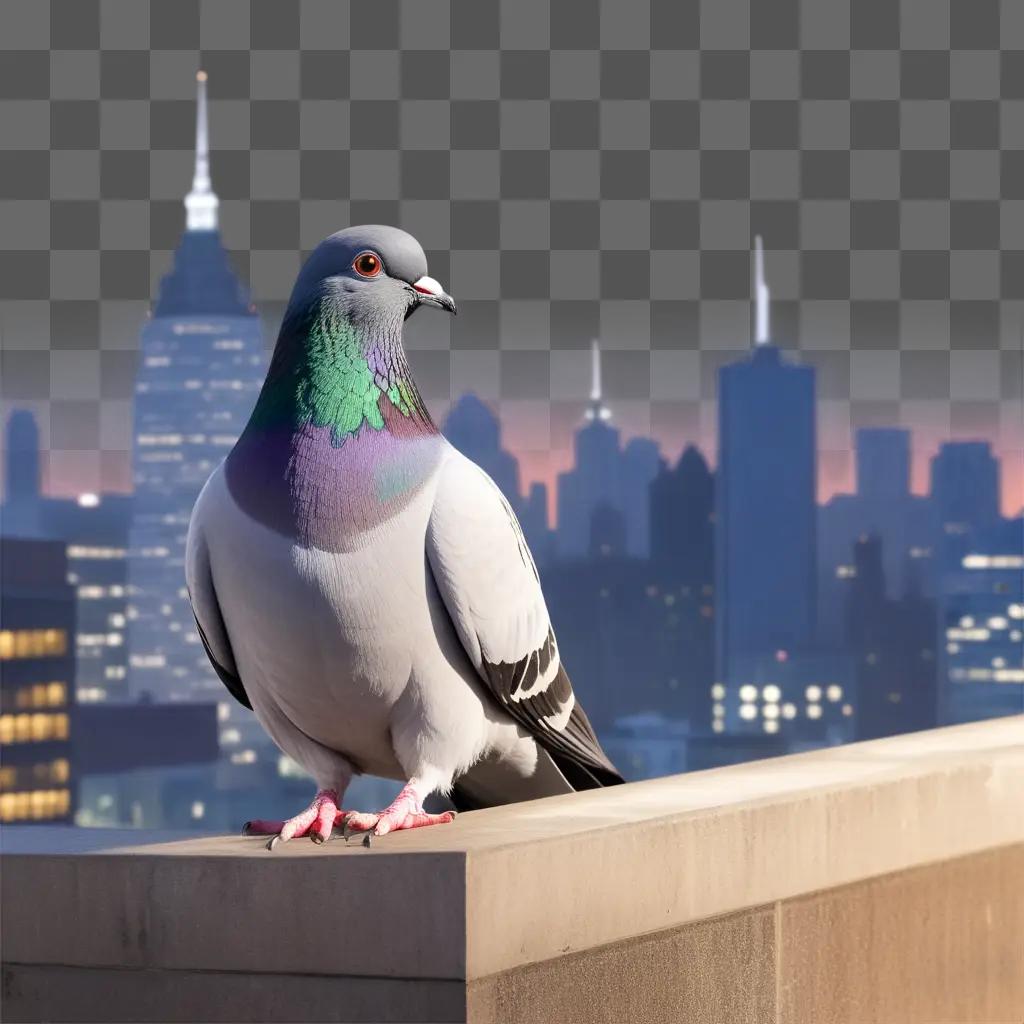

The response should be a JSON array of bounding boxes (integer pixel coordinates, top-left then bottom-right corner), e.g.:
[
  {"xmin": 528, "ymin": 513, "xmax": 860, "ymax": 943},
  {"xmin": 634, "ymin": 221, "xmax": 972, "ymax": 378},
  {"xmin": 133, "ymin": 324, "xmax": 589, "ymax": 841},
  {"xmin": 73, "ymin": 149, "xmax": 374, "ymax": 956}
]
[
  {"xmin": 763, "ymin": 704, "xmax": 779, "ymax": 720},
  {"xmin": 710, "ymin": 683, "xmax": 725, "ymax": 700},
  {"xmin": 191, "ymin": 801, "xmax": 205, "ymax": 819},
  {"xmin": 712, "ymin": 719, "xmax": 724, "ymax": 733},
  {"xmin": 806, "ymin": 704, "xmax": 822, "ymax": 719},
  {"xmin": 762, "ymin": 684, "xmax": 781, "ymax": 703},
  {"xmin": 781, "ymin": 703, "xmax": 797, "ymax": 720},
  {"xmin": 739, "ymin": 703, "xmax": 757, "ymax": 721},
  {"xmin": 0, "ymin": 630, "xmax": 69, "ymax": 660},
  {"xmin": 764, "ymin": 719, "xmax": 779, "ymax": 734},
  {"xmin": 826, "ymin": 684, "xmax": 843, "ymax": 702},
  {"xmin": 805, "ymin": 685, "xmax": 821, "ymax": 702},
  {"xmin": 739, "ymin": 684, "xmax": 758, "ymax": 702}
]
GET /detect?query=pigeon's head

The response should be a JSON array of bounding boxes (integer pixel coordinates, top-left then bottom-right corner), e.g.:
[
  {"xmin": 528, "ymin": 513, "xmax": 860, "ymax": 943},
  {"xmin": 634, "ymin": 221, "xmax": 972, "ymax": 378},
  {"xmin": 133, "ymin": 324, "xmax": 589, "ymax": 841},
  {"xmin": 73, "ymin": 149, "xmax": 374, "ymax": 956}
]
[{"xmin": 288, "ymin": 225, "xmax": 456, "ymax": 325}]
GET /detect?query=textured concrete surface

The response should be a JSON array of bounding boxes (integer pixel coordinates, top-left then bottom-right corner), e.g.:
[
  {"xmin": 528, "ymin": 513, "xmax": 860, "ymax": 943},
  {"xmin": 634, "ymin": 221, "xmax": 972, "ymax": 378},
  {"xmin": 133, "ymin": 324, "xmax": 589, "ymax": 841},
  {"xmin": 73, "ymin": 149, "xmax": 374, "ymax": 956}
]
[
  {"xmin": 778, "ymin": 843, "xmax": 1024, "ymax": 1024},
  {"xmin": 467, "ymin": 905, "xmax": 777, "ymax": 1024},
  {"xmin": 2, "ymin": 717, "xmax": 1022, "ymax": 1023}
]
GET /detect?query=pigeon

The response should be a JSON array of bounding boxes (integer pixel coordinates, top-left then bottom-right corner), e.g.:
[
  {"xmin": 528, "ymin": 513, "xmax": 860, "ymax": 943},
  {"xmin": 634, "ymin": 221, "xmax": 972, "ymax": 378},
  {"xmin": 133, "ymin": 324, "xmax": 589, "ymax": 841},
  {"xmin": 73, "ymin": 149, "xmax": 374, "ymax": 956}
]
[{"xmin": 186, "ymin": 225, "xmax": 624, "ymax": 848}]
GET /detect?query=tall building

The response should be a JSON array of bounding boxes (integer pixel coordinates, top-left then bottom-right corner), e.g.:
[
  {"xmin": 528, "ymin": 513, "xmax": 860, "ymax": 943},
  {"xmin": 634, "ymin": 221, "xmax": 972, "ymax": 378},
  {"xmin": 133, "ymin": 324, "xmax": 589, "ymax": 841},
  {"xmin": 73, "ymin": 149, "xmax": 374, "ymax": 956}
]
[
  {"xmin": 0, "ymin": 538, "xmax": 76, "ymax": 823},
  {"xmin": 4, "ymin": 409, "xmax": 40, "ymax": 503},
  {"xmin": 620, "ymin": 438, "xmax": 664, "ymax": 558},
  {"xmin": 126, "ymin": 71, "xmax": 265, "ymax": 702},
  {"xmin": 715, "ymin": 238, "xmax": 817, "ymax": 686},
  {"xmin": 519, "ymin": 481, "xmax": 552, "ymax": 569},
  {"xmin": 442, "ymin": 393, "xmax": 522, "ymax": 510},
  {"xmin": 938, "ymin": 517, "xmax": 1024, "ymax": 724},
  {"xmin": 930, "ymin": 442, "xmax": 1002, "ymax": 567},
  {"xmin": 818, "ymin": 427, "xmax": 934, "ymax": 645},
  {"xmin": 650, "ymin": 444, "xmax": 714, "ymax": 588},
  {"xmin": 1, "ymin": 412, "xmax": 133, "ymax": 702},
  {"xmin": 648, "ymin": 445, "xmax": 716, "ymax": 727},
  {"xmin": 556, "ymin": 340, "xmax": 622, "ymax": 559},
  {"xmin": 846, "ymin": 533, "xmax": 938, "ymax": 739},
  {"xmin": 856, "ymin": 427, "xmax": 910, "ymax": 502}
]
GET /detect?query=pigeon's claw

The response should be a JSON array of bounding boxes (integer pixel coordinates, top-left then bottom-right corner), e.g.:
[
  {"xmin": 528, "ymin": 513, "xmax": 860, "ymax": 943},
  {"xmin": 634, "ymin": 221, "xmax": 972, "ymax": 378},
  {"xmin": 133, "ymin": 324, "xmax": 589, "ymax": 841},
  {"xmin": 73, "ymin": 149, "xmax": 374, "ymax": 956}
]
[
  {"xmin": 341, "ymin": 799, "xmax": 457, "ymax": 839},
  {"xmin": 242, "ymin": 788, "xmax": 345, "ymax": 849}
]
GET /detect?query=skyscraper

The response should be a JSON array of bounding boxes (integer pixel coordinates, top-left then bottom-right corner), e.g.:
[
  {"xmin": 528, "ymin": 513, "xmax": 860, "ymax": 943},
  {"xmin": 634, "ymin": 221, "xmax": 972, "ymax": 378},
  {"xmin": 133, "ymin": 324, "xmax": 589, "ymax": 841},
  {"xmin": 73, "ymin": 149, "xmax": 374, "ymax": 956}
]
[
  {"xmin": 556, "ymin": 340, "xmax": 622, "ymax": 559},
  {"xmin": 126, "ymin": 72, "xmax": 264, "ymax": 702},
  {"xmin": 846, "ymin": 533, "xmax": 938, "ymax": 739},
  {"xmin": 0, "ymin": 538, "xmax": 76, "ymax": 824},
  {"xmin": 4, "ymin": 409, "xmax": 40, "ymax": 504},
  {"xmin": 856, "ymin": 427, "xmax": 910, "ymax": 503},
  {"xmin": 620, "ymin": 437, "xmax": 664, "ymax": 557},
  {"xmin": 648, "ymin": 444, "xmax": 716, "ymax": 728},
  {"xmin": 938, "ymin": 517, "xmax": 1024, "ymax": 724},
  {"xmin": 442, "ymin": 393, "xmax": 522, "ymax": 510},
  {"xmin": 715, "ymin": 238, "xmax": 817, "ymax": 684},
  {"xmin": 930, "ymin": 442, "xmax": 1001, "ymax": 544},
  {"xmin": 818, "ymin": 427, "xmax": 934, "ymax": 644},
  {"xmin": 649, "ymin": 444, "xmax": 714, "ymax": 588}
]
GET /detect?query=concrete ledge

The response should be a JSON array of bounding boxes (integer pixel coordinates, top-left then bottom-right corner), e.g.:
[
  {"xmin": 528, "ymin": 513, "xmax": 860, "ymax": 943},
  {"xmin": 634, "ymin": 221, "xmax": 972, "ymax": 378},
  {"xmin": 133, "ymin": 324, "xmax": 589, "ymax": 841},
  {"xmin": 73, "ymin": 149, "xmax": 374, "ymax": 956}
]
[{"xmin": 2, "ymin": 717, "xmax": 1023, "ymax": 1023}]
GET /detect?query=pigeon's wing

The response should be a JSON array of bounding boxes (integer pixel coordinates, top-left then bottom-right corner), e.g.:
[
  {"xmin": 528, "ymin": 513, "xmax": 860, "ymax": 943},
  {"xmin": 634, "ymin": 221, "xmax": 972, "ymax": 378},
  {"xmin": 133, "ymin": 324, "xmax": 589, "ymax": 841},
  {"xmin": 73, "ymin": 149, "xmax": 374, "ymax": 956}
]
[
  {"xmin": 426, "ymin": 451, "xmax": 623, "ymax": 789},
  {"xmin": 185, "ymin": 514, "xmax": 252, "ymax": 711}
]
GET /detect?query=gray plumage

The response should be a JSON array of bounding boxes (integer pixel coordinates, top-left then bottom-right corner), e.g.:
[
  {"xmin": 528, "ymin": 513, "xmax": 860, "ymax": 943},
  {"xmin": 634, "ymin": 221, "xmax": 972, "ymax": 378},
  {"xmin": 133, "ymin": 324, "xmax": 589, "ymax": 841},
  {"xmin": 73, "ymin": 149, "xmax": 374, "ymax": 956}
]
[{"xmin": 186, "ymin": 225, "xmax": 623, "ymax": 827}]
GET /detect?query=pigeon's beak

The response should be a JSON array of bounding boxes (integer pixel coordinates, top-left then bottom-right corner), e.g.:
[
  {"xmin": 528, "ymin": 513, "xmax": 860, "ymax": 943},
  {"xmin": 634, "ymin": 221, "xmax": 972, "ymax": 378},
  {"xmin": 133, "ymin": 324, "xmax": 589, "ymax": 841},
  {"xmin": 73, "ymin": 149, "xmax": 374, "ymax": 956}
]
[{"xmin": 411, "ymin": 275, "xmax": 457, "ymax": 315}]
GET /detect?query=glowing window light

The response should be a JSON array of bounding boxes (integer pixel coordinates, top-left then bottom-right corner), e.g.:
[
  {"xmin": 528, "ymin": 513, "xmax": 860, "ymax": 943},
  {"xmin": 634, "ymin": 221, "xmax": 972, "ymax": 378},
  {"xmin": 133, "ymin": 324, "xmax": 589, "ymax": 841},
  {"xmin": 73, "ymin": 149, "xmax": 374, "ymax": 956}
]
[
  {"xmin": 764, "ymin": 719, "xmax": 779, "ymax": 734},
  {"xmin": 992, "ymin": 657, "xmax": 1007, "ymax": 669},
  {"xmin": 762, "ymin": 684, "xmax": 781, "ymax": 702},
  {"xmin": 1008, "ymin": 604, "xmax": 1024, "ymax": 619},
  {"xmin": 712, "ymin": 719, "xmax": 724, "ymax": 733},
  {"xmin": 994, "ymin": 669, "xmax": 1024, "ymax": 683},
  {"xmin": 805, "ymin": 685, "xmax": 822, "ymax": 702},
  {"xmin": 739, "ymin": 703, "xmax": 757, "ymax": 721},
  {"xmin": 960, "ymin": 616, "xmax": 975, "ymax": 628},
  {"xmin": 739, "ymin": 684, "xmax": 758, "ymax": 702},
  {"xmin": 963, "ymin": 555, "xmax": 1024, "ymax": 570},
  {"xmin": 712, "ymin": 703, "xmax": 725, "ymax": 717},
  {"xmin": 946, "ymin": 628, "xmax": 991, "ymax": 642},
  {"xmin": 806, "ymin": 704, "xmax": 822, "ymax": 719},
  {"xmin": 763, "ymin": 703, "xmax": 780, "ymax": 719},
  {"xmin": 947, "ymin": 643, "xmax": 960, "ymax": 654},
  {"xmin": 191, "ymin": 801, "xmax": 205, "ymax": 819},
  {"xmin": 842, "ymin": 704, "xmax": 853, "ymax": 716},
  {"xmin": 781, "ymin": 703, "xmax": 797, "ymax": 719},
  {"xmin": 826, "ymin": 684, "xmax": 843, "ymax": 702},
  {"xmin": 988, "ymin": 617, "xmax": 1008, "ymax": 630},
  {"xmin": 711, "ymin": 683, "xmax": 725, "ymax": 700}
]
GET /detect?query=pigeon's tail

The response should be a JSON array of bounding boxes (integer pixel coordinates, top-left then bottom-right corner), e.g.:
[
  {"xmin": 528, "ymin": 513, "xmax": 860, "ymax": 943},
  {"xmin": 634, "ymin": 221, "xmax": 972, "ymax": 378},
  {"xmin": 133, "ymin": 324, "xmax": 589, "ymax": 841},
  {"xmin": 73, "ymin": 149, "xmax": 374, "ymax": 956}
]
[
  {"xmin": 547, "ymin": 750, "xmax": 625, "ymax": 791},
  {"xmin": 444, "ymin": 734, "xmax": 625, "ymax": 814}
]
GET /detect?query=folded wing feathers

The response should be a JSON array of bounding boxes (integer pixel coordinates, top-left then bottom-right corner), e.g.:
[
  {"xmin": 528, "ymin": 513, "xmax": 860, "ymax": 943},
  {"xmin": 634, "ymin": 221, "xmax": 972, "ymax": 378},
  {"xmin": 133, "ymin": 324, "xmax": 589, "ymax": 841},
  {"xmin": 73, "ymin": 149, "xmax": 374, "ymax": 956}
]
[{"xmin": 428, "ymin": 453, "xmax": 621, "ymax": 784}]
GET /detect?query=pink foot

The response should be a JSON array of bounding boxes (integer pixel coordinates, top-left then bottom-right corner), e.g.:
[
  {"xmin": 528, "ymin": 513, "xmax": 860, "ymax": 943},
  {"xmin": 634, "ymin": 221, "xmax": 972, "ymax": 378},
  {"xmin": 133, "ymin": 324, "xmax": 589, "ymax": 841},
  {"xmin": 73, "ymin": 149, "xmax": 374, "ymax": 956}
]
[
  {"xmin": 342, "ymin": 782, "xmax": 456, "ymax": 840},
  {"xmin": 242, "ymin": 788, "xmax": 344, "ymax": 849}
]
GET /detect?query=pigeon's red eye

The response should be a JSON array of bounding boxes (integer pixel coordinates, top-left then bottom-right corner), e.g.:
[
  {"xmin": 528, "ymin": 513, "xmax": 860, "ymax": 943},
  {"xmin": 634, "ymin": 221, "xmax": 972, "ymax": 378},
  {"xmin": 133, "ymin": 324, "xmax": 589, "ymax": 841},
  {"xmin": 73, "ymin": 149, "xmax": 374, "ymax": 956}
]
[{"xmin": 353, "ymin": 251, "xmax": 382, "ymax": 278}]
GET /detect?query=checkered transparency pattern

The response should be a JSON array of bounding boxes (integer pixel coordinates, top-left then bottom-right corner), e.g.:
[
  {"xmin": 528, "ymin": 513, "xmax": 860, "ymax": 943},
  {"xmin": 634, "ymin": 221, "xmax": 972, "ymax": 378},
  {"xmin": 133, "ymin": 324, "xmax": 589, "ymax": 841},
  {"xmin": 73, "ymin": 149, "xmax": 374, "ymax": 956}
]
[{"xmin": 0, "ymin": 0, "xmax": 1021, "ymax": 504}]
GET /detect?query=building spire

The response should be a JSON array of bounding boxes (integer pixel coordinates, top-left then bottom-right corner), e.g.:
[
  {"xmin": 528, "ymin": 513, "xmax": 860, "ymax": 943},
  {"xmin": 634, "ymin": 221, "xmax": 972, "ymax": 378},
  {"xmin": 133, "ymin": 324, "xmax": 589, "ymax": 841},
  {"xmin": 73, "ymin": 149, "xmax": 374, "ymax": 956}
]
[
  {"xmin": 185, "ymin": 71, "xmax": 218, "ymax": 232},
  {"xmin": 585, "ymin": 338, "xmax": 612, "ymax": 422},
  {"xmin": 754, "ymin": 235, "xmax": 770, "ymax": 346}
]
